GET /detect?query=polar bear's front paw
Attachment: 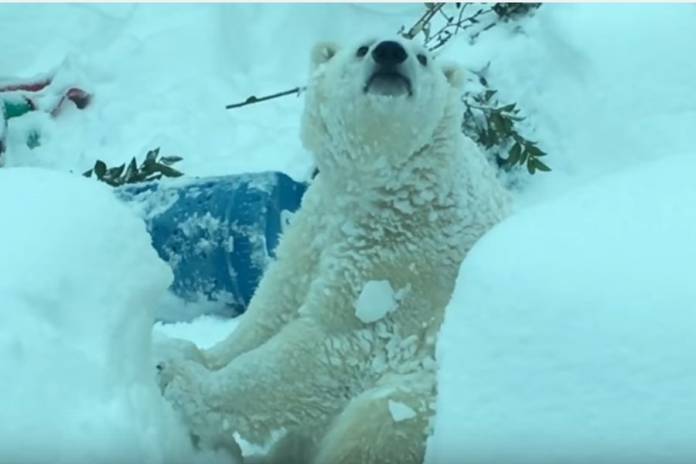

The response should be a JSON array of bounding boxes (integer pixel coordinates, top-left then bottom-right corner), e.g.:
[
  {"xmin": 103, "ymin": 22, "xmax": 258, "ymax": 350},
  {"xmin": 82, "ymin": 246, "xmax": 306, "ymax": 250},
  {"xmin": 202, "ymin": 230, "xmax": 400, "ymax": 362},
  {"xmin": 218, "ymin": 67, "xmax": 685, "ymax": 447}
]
[
  {"xmin": 155, "ymin": 359, "xmax": 176, "ymax": 393},
  {"xmin": 158, "ymin": 360, "xmax": 228, "ymax": 449},
  {"xmin": 156, "ymin": 358, "xmax": 201, "ymax": 396},
  {"xmin": 153, "ymin": 335, "xmax": 209, "ymax": 393}
]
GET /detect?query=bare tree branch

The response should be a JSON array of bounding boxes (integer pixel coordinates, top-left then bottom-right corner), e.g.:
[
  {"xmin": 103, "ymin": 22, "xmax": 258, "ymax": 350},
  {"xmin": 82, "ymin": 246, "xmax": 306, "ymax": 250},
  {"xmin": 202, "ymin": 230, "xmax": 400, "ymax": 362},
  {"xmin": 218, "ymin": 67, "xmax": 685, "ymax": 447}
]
[
  {"xmin": 400, "ymin": 3, "xmax": 445, "ymax": 40},
  {"xmin": 226, "ymin": 86, "xmax": 305, "ymax": 110},
  {"xmin": 224, "ymin": 3, "xmax": 540, "ymax": 110}
]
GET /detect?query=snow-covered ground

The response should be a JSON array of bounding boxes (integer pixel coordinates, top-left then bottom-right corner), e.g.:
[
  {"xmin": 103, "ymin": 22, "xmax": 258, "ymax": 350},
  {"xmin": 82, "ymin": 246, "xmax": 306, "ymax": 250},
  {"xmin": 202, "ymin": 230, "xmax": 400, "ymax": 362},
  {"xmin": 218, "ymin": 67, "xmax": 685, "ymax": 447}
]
[{"xmin": 1, "ymin": 3, "xmax": 696, "ymax": 463}]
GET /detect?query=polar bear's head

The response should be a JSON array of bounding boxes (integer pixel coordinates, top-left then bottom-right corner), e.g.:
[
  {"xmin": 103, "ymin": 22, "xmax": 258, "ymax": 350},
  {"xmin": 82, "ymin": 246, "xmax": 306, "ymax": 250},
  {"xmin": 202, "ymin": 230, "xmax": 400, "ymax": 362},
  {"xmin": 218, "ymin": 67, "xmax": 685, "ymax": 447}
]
[{"xmin": 301, "ymin": 37, "xmax": 463, "ymax": 179}]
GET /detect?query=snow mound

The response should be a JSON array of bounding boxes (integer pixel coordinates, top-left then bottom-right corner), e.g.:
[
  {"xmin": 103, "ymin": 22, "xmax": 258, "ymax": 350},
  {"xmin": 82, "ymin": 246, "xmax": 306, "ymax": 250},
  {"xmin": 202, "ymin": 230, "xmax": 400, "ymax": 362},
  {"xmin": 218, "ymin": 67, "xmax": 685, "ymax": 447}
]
[
  {"xmin": 0, "ymin": 168, "xmax": 229, "ymax": 464},
  {"xmin": 427, "ymin": 154, "xmax": 696, "ymax": 464},
  {"xmin": 355, "ymin": 280, "xmax": 397, "ymax": 323}
]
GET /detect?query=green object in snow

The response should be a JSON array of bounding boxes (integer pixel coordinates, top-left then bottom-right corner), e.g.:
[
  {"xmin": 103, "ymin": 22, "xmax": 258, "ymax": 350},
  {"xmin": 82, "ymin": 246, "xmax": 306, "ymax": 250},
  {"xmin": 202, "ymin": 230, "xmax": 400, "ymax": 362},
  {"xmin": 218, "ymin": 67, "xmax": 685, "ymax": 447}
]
[
  {"xmin": 26, "ymin": 130, "xmax": 41, "ymax": 149},
  {"xmin": 1, "ymin": 98, "xmax": 42, "ymax": 149},
  {"xmin": 2, "ymin": 97, "xmax": 34, "ymax": 119}
]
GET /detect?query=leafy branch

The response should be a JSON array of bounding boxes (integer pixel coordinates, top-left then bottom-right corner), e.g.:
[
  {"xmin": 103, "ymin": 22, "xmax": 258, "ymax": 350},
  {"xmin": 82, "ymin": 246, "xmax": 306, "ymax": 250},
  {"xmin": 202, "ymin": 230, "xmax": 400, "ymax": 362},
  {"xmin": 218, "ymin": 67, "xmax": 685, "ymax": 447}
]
[
  {"xmin": 401, "ymin": 3, "xmax": 550, "ymax": 175},
  {"xmin": 83, "ymin": 147, "xmax": 183, "ymax": 187},
  {"xmin": 462, "ymin": 88, "xmax": 550, "ymax": 174}
]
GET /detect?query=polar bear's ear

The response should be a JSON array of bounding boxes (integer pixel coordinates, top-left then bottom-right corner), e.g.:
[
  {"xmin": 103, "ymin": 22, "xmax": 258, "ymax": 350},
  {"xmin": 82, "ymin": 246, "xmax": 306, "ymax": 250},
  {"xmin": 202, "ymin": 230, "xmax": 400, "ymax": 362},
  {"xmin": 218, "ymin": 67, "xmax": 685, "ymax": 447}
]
[
  {"xmin": 310, "ymin": 42, "xmax": 340, "ymax": 69},
  {"xmin": 442, "ymin": 64, "xmax": 465, "ymax": 89}
]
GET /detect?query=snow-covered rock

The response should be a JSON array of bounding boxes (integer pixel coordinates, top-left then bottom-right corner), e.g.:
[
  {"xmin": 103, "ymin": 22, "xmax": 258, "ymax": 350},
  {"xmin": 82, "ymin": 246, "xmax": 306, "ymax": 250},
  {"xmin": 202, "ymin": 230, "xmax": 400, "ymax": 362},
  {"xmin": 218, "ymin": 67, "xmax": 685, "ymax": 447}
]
[
  {"xmin": 0, "ymin": 168, "xmax": 228, "ymax": 464},
  {"xmin": 427, "ymin": 154, "xmax": 696, "ymax": 464}
]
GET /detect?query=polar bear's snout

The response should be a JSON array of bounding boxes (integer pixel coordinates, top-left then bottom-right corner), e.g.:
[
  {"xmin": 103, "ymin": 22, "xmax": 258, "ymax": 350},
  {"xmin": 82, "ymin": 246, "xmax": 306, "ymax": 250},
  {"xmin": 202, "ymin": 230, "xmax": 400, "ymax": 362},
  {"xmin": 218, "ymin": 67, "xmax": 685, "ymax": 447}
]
[
  {"xmin": 364, "ymin": 40, "xmax": 413, "ymax": 97},
  {"xmin": 371, "ymin": 40, "xmax": 407, "ymax": 66}
]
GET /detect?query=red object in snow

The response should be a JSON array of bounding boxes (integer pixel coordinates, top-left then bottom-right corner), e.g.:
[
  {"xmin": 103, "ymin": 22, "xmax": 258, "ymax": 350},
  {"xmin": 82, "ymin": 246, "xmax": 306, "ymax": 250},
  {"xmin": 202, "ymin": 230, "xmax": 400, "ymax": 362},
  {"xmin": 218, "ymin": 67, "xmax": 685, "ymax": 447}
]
[
  {"xmin": 0, "ymin": 76, "xmax": 92, "ymax": 118},
  {"xmin": 0, "ymin": 78, "xmax": 52, "ymax": 93},
  {"xmin": 50, "ymin": 88, "xmax": 92, "ymax": 117}
]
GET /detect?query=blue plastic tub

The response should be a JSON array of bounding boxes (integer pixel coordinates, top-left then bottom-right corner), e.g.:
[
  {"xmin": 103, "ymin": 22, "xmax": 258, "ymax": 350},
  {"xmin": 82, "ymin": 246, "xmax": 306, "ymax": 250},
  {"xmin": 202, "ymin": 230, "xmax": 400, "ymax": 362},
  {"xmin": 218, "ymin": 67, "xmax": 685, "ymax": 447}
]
[{"xmin": 119, "ymin": 172, "xmax": 308, "ymax": 319}]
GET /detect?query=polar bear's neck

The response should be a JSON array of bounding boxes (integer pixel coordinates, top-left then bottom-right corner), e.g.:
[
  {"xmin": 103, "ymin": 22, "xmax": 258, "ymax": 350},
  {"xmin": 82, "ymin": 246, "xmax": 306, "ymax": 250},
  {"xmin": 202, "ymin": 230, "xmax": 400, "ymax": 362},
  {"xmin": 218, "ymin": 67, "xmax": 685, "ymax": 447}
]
[{"xmin": 317, "ymin": 114, "xmax": 463, "ymax": 205}]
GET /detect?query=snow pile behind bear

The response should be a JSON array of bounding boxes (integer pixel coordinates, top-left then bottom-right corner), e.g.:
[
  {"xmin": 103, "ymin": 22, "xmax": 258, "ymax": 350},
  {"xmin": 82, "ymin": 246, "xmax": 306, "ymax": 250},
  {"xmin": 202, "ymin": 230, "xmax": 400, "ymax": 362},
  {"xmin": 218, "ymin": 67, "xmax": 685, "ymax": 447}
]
[
  {"xmin": 427, "ymin": 154, "xmax": 696, "ymax": 463},
  {"xmin": 0, "ymin": 168, "xmax": 228, "ymax": 464}
]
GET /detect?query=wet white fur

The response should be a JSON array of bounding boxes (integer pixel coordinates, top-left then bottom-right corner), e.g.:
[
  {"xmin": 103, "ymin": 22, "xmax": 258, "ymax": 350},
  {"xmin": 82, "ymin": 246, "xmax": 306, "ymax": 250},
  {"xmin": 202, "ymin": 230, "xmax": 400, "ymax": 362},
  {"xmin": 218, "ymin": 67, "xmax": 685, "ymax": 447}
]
[{"xmin": 158, "ymin": 36, "xmax": 509, "ymax": 464}]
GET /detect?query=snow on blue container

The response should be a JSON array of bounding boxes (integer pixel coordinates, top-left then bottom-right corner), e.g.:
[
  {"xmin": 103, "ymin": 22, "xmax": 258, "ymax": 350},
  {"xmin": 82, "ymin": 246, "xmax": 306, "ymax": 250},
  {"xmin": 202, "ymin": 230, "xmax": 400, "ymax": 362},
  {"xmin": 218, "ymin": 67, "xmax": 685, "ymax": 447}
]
[{"xmin": 118, "ymin": 172, "xmax": 307, "ymax": 318}]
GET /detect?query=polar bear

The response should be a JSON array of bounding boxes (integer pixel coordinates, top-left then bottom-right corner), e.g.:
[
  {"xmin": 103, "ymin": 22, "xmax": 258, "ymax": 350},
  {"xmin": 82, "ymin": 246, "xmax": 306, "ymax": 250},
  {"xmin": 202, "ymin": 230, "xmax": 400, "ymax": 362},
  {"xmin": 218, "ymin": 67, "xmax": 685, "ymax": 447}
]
[{"xmin": 157, "ymin": 37, "xmax": 510, "ymax": 464}]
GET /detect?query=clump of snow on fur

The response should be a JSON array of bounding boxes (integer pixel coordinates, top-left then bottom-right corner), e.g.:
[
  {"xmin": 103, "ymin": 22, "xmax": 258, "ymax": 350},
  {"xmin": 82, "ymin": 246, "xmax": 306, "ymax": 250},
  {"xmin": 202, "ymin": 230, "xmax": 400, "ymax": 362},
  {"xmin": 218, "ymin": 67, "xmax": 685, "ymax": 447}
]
[
  {"xmin": 355, "ymin": 280, "xmax": 397, "ymax": 323},
  {"xmin": 388, "ymin": 400, "xmax": 417, "ymax": 422}
]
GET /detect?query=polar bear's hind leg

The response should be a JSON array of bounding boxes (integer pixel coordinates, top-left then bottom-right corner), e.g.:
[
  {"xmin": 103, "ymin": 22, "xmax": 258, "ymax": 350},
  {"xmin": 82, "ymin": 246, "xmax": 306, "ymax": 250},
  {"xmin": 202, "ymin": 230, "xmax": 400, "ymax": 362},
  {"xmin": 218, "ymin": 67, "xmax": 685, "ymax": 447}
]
[{"xmin": 314, "ymin": 378, "xmax": 433, "ymax": 464}]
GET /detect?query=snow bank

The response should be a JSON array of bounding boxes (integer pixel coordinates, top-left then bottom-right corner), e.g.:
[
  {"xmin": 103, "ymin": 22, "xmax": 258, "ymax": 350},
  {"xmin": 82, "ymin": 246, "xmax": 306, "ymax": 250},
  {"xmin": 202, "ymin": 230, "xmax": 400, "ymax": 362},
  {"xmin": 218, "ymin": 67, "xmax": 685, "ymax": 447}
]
[
  {"xmin": 0, "ymin": 168, "xmax": 229, "ymax": 464},
  {"xmin": 427, "ymin": 154, "xmax": 696, "ymax": 464},
  {"xmin": 444, "ymin": 4, "xmax": 696, "ymax": 204},
  {"xmin": 0, "ymin": 4, "xmax": 419, "ymax": 181}
]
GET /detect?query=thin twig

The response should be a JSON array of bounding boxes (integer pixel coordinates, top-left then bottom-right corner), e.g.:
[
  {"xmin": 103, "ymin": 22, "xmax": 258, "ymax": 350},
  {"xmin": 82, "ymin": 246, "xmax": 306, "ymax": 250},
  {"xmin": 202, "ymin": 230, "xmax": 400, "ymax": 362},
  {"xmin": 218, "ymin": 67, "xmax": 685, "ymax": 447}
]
[
  {"xmin": 426, "ymin": 6, "xmax": 496, "ymax": 52},
  {"xmin": 224, "ymin": 3, "xmax": 534, "ymax": 110},
  {"xmin": 225, "ymin": 86, "xmax": 305, "ymax": 110},
  {"xmin": 401, "ymin": 3, "xmax": 445, "ymax": 40}
]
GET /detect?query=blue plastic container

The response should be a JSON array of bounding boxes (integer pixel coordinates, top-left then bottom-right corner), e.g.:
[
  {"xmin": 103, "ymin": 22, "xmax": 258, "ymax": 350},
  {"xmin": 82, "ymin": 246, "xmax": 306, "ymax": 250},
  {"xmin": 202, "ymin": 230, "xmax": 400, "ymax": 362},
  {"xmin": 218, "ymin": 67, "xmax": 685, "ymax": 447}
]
[{"xmin": 119, "ymin": 172, "xmax": 308, "ymax": 318}]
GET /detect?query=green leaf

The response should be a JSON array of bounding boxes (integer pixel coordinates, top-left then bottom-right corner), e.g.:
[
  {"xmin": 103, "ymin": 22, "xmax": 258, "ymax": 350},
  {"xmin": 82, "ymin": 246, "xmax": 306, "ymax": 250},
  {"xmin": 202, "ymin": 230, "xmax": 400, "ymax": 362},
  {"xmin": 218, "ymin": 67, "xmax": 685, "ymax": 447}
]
[
  {"xmin": 520, "ymin": 147, "xmax": 529, "ymax": 165},
  {"xmin": 160, "ymin": 155, "xmax": 183, "ymax": 166},
  {"xmin": 527, "ymin": 159, "xmax": 536, "ymax": 175},
  {"xmin": 155, "ymin": 163, "xmax": 184, "ymax": 178},
  {"xmin": 142, "ymin": 149, "xmax": 158, "ymax": 171},
  {"xmin": 527, "ymin": 143, "xmax": 547, "ymax": 158},
  {"xmin": 94, "ymin": 160, "xmax": 107, "ymax": 179},
  {"xmin": 499, "ymin": 103, "xmax": 517, "ymax": 113},
  {"xmin": 531, "ymin": 158, "xmax": 552, "ymax": 172},
  {"xmin": 506, "ymin": 142, "xmax": 522, "ymax": 166},
  {"xmin": 108, "ymin": 163, "xmax": 126, "ymax": 179},
  {"xmin": 145, "ymin": 149, "xmax": 158, "ymax": 163},
  {"xmin": 83, "ymin": 169, "xmax": 93, "ymax": 178},
  {"xmin": 124, "ymin": 157, "xmax": 138, "ymax": 182}
]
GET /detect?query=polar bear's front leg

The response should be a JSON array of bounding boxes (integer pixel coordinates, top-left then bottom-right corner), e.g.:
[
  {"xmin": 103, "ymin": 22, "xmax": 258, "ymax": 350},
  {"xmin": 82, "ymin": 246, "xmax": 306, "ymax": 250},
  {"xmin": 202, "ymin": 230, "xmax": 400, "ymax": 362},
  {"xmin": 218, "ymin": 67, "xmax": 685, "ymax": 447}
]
[
  {"xmin": 202, "ymin": 186, "xmax": 324, "ymax": 370},
  {"xmin": 162, "ymin": 317, "xmax": 363, "ymax": 447}
]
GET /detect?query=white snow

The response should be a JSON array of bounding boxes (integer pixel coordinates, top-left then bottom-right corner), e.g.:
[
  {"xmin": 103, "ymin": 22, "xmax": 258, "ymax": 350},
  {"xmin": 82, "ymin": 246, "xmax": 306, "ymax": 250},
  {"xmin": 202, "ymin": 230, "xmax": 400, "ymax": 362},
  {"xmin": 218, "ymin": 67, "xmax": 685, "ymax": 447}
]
[
  {"xmin": 0, "ymin": 168, "xmax": 230, "ymax": 464},
  {"xmin": 0, "ymin": 4, "xmax": 421, "ymax": 180},
  {"xmin": 2, "ymin": 3, "xmax": 696, "ymax": 463},
  {"xmin": 388, "ymin": 400, "xmax": 417, "ymax": 423},
  {"xmin": 154, "ymin": 315, "xmax": 239, "ymax": 350},
  {"xmin": 428, "ymin": 155, "xmax": 696, "ymax": 463},
  {"xmin": 355, "ymin": 280, "xmax": 397, "ymax": 323},
  {"xmin": 426, "ymin": 5, "xmax": 696, "ymax": 463},
  {"xmin": 441, "ymin": 4, "xmax": 696, "ymax": 207}
]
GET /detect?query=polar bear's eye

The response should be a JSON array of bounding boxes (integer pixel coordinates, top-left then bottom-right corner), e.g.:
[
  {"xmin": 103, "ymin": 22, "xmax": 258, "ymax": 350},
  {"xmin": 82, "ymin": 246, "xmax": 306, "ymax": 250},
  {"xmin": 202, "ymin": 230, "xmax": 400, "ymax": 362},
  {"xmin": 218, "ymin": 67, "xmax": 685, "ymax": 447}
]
[
  {"xmin": 417, "ymin": 54, "xmax": 428, "ymax": 66},
  {"xmin": 356, "ymin": 45, "xmax": 369, "ymax": 58}
]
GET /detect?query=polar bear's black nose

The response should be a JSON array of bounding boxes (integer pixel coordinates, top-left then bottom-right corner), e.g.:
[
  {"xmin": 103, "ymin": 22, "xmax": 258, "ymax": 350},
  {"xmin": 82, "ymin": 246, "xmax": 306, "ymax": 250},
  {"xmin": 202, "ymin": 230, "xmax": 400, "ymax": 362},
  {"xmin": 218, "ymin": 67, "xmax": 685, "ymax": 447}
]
[{"xmin": 372, "ymin": 41, "xmax": 408, "ymax": 66}]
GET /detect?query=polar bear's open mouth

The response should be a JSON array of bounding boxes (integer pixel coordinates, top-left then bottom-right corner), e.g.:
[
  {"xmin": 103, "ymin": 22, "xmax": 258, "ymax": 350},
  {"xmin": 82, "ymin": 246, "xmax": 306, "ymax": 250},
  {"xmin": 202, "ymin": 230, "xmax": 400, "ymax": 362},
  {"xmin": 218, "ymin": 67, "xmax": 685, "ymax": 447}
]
[{"xmin": 364, "ymin": 71, "xmax": 412, "ymax": 97}]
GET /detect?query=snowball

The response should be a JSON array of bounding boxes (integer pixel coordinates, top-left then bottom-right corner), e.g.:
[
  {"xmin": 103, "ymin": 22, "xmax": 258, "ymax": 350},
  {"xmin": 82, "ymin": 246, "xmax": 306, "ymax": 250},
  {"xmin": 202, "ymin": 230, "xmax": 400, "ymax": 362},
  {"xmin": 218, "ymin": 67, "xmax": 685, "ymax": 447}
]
[
  {"xmin": 388, "ymin": 400, "xmax": 417, "ymax": 422},
  {"xmin": 427, "ymin": 154, "xmax": 696, "ymax": 464},
  {"xmin": 355, "ymin": 280, "xmax": 397, "ymax": 323},
  {"xmin": 0, "ymin": 168, "xmax": 229, "ymax": 464}
]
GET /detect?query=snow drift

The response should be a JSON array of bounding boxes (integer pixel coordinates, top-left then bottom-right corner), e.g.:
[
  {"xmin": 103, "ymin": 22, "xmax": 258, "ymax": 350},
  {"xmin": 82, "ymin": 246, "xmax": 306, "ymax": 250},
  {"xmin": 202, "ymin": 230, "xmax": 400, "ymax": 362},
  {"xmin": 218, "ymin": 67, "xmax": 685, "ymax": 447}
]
[
  {"xmin": 428, "ymin": 154, "xmax": 696, "ymax": 463},
  {"xmin": 0, "ymin": 168, "xmax": 228, "ymax": 464}
]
